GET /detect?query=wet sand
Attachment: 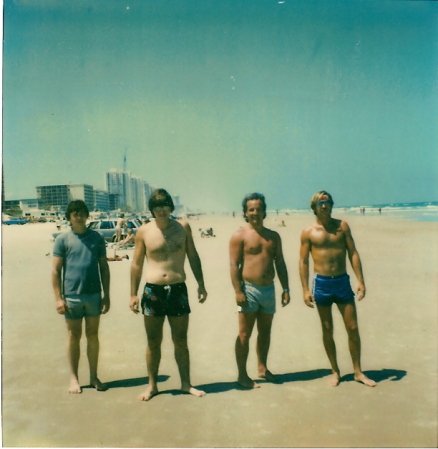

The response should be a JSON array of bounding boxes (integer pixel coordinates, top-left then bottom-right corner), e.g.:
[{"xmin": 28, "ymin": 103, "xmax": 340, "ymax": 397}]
[{"xmin": 2, "ymin": 214, "xmax": 437, "ymax": 447}]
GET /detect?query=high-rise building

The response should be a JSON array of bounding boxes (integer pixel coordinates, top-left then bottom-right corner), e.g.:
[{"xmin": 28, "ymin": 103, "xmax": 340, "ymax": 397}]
[
  {"xmin": 105, "ymin": 169, "xmax": 130, "ymax": 209},
  {"xmin": 130, "ymin": 175, "xmax": 146, "ymax": 212}
]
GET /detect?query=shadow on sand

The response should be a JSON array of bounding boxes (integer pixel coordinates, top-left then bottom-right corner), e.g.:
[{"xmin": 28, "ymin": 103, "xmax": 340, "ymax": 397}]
[
  {"xmin": 341, "ymin": 368, "xmax": 407, "ymax": 383},
  {"xmin": 86, "ymin": 368, "xmax": 407, "ymax": 393},
  {"xmin": 82, "ymin": 375, "xmax": 169, "ymax": 390}
]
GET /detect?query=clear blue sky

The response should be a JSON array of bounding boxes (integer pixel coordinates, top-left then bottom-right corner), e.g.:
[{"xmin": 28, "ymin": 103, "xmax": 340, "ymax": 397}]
[{"xmin": 3, "ymin": 0, "xmax": 437, "ymax": 211}]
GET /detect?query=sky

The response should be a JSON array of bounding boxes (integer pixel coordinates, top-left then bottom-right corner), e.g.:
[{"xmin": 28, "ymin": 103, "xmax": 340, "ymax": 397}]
[{"xmin": 3, "ymin": 0, "xmax": 438, "ymax": 212}]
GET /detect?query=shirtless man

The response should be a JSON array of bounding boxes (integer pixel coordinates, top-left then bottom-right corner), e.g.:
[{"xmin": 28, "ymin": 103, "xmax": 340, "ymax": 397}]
[
  {"xmin": 230, "ymin": 193, "xmax": 290, "ymax": 389},
  {"xmin": 130, "ymin": 188, "xmax": 208, "ymax": 401},
  {"xmin": 299, "ymin": 191, "xmax": 376, "ymax": 387},
  {"xmin": 52, "ymin": 200, "xmax": 110, "ymax": 393}
]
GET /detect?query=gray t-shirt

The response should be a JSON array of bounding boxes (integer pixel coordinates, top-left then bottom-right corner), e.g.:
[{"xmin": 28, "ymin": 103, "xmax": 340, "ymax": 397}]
[{"xmin": 53, "ymin": 229, "xmax": 107, "ymax": 296}]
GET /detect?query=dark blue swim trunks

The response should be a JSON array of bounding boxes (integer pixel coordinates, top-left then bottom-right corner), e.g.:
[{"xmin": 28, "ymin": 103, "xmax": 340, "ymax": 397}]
[
  {"xmin": 312, "ymin": 273, "xmax": 355, "ymax": 307},
  {"xmin": 141, "ymin": 282, "xmax": 191, "ymax": 317}
]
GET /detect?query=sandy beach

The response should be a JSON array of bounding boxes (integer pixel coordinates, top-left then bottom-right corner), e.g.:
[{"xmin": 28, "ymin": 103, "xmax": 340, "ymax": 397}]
[{"xmin": 2, "ymin": 214, "xmax": 437, "ymax": 448}]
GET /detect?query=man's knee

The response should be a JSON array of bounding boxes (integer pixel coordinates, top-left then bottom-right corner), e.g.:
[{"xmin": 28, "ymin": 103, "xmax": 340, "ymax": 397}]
[
  {"xmin": 68, "ymin": 329, "xmax": 82, "ymax": 342},
  {"xmin": 345, "ymin": 322, "xmax": 359, "ymax": 335}
]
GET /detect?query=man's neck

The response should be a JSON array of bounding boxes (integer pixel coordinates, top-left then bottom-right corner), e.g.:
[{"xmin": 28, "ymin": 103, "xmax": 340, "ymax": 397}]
[
  {"xmin": 72, "ymin": 225, "xmax": 87, "ymax": 234},
  {"xmin": 155, "ymin": 217, "xmax": 172, "ymax": 230},
  {"xmin": 248, "ymin": 222, "xmax": 264, "ymax": 233},
  {"xmin": 317, "ymin": 215, "xmax": 333, "ymax": 227}
]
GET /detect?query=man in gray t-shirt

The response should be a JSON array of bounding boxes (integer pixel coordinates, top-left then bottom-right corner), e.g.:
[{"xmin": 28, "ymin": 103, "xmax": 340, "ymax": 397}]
[{"xmin": 52, "ymin": 200, "xmax": 110, "ymax": 394}]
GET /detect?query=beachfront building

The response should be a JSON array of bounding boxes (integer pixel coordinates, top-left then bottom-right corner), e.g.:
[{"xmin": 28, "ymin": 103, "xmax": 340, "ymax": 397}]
[
  {"xmin": 94, "ymin": 189, "xmax": 110, "ymax": 212},
  {"xmin": 36, "ymin": 184, "xmax": 71, "ymax": 212},
  {"xmin": 69, "ymin": 184, "xmax": 94, "ymax": 211},
  {"xmin": 3, "ymin": 198, "xmax": 39, "ymax": 217}
]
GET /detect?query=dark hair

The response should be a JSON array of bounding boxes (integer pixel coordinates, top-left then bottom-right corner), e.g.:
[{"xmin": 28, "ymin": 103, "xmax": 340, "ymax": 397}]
[
  {"xmin": 148, "ymin": 188, "xmax": 175, "ymax": 217},
  {"xmin": 310, "ymin": 190, "xmax": 334, "ymax": 215},
  {"xmin": 242, "ymin": 192, "xmax": 267, "ymax": 221},
  {"xmin": 65, "ymin": 200, "xmax": 89, "ymax": 220}
]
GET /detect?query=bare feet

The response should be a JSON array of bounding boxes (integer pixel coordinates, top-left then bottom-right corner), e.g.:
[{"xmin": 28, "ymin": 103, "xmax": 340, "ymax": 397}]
[
  {"xmin": 181, "ymin": 386, "xmax": 206, "ymax": 397},
  {"xmin": 69, "ymin": 378, "xmax": 82, "ymax": 394},
  {"xmin": 238, "ymin": 375, "xmax": 260, "ymax": 389},
  {"xmin": 138, "ymin": 385, "xmax": 159, "ymax": 401},
  {"xmin": 90, "ymin": 378, "xmax": 108, "ymax": 391},
  {"xmin": 258, "ymin": 370, "xmax": 279, "ymax": 383},
  {"xmin": 354, "ymin": 372, "xmax": 377, "ymax": 387},
  {"xmin": 327, "ymin": 372, "xmax": 341, "ymax": 387}
]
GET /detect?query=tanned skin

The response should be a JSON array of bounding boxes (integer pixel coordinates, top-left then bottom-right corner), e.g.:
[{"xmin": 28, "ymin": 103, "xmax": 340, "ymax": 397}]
[{"xmin": 299, "ymin": 196, "xmax": 376, "ymax": 387}]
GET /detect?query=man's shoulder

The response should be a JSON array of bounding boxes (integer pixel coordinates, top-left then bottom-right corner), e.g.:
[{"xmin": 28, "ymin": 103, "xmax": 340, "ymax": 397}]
[{"xmin": 231, "ymin": 224, "xmax": 248, "ymax": 239}]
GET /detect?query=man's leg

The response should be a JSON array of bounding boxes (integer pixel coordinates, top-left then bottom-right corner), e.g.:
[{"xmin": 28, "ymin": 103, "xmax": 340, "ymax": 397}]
[
  {"xmin": 316, "ymin": 305, "xmax": 341, "ymax": 386},
  {"xmin": 66, "ymin": 318, "xmax": 83, "ymax": 394},
  {"xmin": 85, "ymin": 316, "xmax": 108, "ymax": 391},
  {"xmin": 256, "ymin": 312, "xmax": 277, "ymax": 382},
  {"xmin": 139, "ymin": 315, "xmax": 165, "ymax": 401},
  {"xmin": 337, "ymin": 302, "xmax": 376, "ymax": 387},
  {"xmin": 168, "ymin": 314, "xmax": 206, "ymax": 397},
  {"xmin": 236, "ymin": 312, "xmax": 259, "ymax": 388}
]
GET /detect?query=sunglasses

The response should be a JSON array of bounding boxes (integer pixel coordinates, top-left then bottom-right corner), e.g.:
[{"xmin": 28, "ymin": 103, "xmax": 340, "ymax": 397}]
[
  {"xmin": 316, "ymin": 200, "xmax": 332, "ymax": 207},
  {"xmin": 153, "ymin": 206, "xmax": 171, "ymax": 213}
]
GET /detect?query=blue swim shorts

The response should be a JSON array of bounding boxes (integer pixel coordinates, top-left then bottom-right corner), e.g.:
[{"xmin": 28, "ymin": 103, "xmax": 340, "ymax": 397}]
[
  {"xmin": 312, "ymin": 273, "xmax": 355, "ymax": 307},
  {"xmin": 64, "ymin": 293, "xmax": 102, "ymax": 319},
  {"xmin": 238, "ymin": 282, "xmax": 276, "ymax": 314},
  {"xmin": 141, "ymin": 282, "xmax": 191, "ymax": 317}
]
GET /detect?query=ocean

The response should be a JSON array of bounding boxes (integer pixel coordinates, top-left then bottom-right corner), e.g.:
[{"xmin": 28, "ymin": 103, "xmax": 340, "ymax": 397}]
[{"xmin": 271, "ymin": 201, "xmax": 438, "ymax": 223}]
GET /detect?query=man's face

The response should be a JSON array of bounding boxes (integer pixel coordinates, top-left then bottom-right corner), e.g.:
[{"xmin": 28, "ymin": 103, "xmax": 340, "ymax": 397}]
[
  {"xmin": 153, "ymin": 205, "xmax": 171, "ymax": 220},
  {"xmin": 69, "ymin": 211, "xmax": 88, "ymax": 230},
  {"xmin": 315, "ymin": 195, "xmax": 333, "ymax": 217},
  {"xmin": 245, "ymin": 199, "xmax": 264, "ymax": 224}
]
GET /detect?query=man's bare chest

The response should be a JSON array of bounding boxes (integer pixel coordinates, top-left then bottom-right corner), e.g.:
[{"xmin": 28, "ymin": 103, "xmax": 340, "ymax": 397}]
[{"xmin": 244, "ymin": 236, "xmax": 275, "ymax": 256}]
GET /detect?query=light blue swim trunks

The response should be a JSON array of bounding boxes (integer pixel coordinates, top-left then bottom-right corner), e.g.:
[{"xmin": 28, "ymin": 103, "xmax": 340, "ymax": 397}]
[
  {"xmin": 238, "ymin": 282, "xmax": 276, "ymax": 314},
  {"xmin": 64, "ymin": 293, "xmax": 102, "ymax": 320}
]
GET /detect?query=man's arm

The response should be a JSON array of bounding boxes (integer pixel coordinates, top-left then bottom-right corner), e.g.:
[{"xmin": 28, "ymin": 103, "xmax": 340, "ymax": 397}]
[
  {"xmin": 299, "ymin": 229, "xmax": 315, "ymax": 308},
  {"xmin": 52, "ymin": 256, "xmax": 66, "ymax": 314},
  {"xmin": 229, "ymin": 230, "xmax": 247, "ymax": 307},
  {"xmin": 99, "ymin": 256, "xmax": 111, "ymax": 314},
  {"xmin": 130, "ymin": 228, "xmax": 146, "ymax": 313},
  {"xmin": 183, "ymin": 222, "xmax": 207, "ymax": 303},
  {"xmin": 343, "ymin": 221, "xmax": 366, "ymax": 300},
  {"xmin": 273, "ymin": 232, "xmax": 290, "ymax": 307}
]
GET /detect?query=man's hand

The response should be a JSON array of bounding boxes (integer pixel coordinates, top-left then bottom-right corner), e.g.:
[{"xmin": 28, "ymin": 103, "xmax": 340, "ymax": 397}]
[
  {"xmin": 356, "ymin": 282, "xmax": 366, "ymax": 301},
  {"xmin": 198, "ymin": 285, "xmax": 208, "ymax": 303},
  {"xmin": 56, "ymin": 299, "xmax": 66, "ymax": 315},
  {"xmin": 130, "ymin": 295, "xmax": 140, "ymax": 313},
  {"xmin": 303, "ymin": 290, "xmax": 315, "ymax": 308},
  {"xmin": 281, "ymin": 291, "xmax": 291, "ymax": 307},
  {"xmin": 235, "ymin": 291, "xmax": 247, "ymax": 308},
  {"xmin": 101, "ymin": 295, "xmax": 110, "ymax": 314}
]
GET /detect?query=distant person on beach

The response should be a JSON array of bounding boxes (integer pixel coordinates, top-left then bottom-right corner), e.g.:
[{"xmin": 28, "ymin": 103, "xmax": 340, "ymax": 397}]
[
  {"xmin": 115, "ymin": 213, "xmax": 126, "ymax": 242},
  {"xmin": 118, "ymin": 228, "xmax": 135, "ymax": 247},
  {"xmin": 130, "ymin": 188, "xmax": 208, "ymax": 401},
  {"xmin": 107, "ymin": 254, "xmax": 129, "ymax": 262},
  {"xmin": 230, "ymin": 193, "xmax": 290, "ymax": 389},
  {"xmin": 299, "ymin": 191, "xmax": 376, "ymax": 387},
  {"xmin": 52, "ymin": 200, "xmax": 110, "ymax": 394}
]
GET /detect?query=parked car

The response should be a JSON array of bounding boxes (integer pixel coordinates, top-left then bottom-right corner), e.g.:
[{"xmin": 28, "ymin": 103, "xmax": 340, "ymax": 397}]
[
  {"xmin": 51, "ymin": 218, "xmax": 142, "ymax": 242},
  {"xmin": 2, "ymin": 217, "xmax": 28, "ymax": 225},
  {"xmin": 87, "ymin": 218, "xmax": 142, "ymax": 242}
]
